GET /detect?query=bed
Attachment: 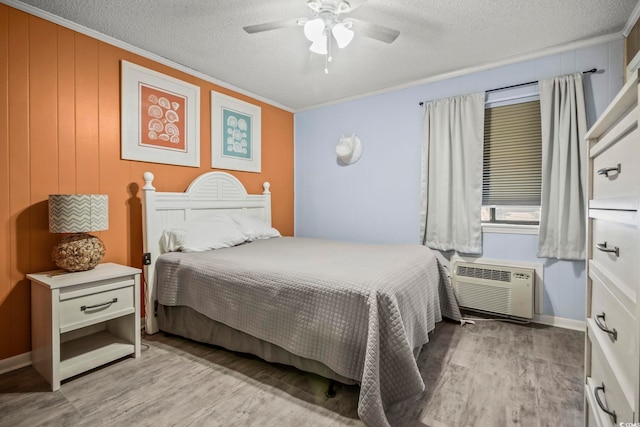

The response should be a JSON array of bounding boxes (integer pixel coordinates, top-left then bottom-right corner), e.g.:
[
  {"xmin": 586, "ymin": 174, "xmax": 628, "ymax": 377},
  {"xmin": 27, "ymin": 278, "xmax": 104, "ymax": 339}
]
[{"xmin": 141, "ymin": 171, "xmax": 461, "ymax": 427}]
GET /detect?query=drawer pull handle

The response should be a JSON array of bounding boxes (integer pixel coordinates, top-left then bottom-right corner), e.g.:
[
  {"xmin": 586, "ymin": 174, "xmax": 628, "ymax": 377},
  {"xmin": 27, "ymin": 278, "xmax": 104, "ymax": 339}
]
[
  {"xmin": 597, "ymin": 163, "xmax": 621, "ymax": 177},
  {"xmin": 594, "ymin": 313, "xmax": 617, "ymax": 341},
  {"xmin": 594, "ymin": 383, "xmax": 617, "ymax": 424},
  {"xmin": 81, "ymin": 298, "xmax": 118, "ymax": 311},
  {"xmin": 596, "ymin": 242, "xmax": 619, "ymax": 257}
]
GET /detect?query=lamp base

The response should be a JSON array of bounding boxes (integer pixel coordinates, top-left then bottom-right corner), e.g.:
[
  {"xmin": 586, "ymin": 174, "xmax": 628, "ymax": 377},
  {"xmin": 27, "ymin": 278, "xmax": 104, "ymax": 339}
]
[{"xmin": 52, "ymin": 233, "xmax": 105, "ymax": 272}]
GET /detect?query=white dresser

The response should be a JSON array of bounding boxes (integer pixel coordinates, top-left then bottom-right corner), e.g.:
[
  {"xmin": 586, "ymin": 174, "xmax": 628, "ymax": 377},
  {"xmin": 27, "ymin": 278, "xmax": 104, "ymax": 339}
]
[{"xmin": 584, "ymin": 69, "xmax": 639, "ymax": 426}]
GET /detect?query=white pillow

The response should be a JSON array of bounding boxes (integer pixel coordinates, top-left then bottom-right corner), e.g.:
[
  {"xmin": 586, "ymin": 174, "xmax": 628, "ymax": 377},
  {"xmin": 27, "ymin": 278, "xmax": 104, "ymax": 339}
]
[
  {"xmin": 229, "ymin": 213, "xmax": 281, "ymax": 241},
  {"xmin": 160, "ymin": 215, "xmax": 248, "ymax": 253}
]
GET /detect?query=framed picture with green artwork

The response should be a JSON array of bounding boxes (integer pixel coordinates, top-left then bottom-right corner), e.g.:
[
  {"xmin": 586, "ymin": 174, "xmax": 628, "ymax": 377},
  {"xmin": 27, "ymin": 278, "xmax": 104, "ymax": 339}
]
[{"xmin": 211, "ymin": 91, "xmax": 261, "ymax": 173}]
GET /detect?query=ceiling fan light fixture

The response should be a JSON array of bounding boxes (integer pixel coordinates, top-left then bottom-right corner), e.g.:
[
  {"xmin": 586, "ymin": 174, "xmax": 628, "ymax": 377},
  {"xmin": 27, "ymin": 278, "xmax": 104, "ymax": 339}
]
[
  {"xmin": 309, "ymin": 34, "xmax": 328, "ymax": 54},
  {"xmin": 244, "ymin": 0, "xmax": 401, "ymax": 75},
  {"xmin": 336, "ymin": 1, "xmax": 351, "ymax": 14},
  {"xmin": 307, "ymin": 0, "xmax": 322, "ymax": 12},
  {"xmin": 331, "ymin": 22, "xmax": 354, "ymax": 48},
  {"xmin": 304, "ymin": 18, "xmax": 325, "ymax": 42}
]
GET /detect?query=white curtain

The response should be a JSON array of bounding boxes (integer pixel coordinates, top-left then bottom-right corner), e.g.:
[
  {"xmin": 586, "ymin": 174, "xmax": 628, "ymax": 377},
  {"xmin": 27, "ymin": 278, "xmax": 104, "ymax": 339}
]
[
  {"xmin": 419, "ymin": 92, "xmax": 485, "ymax": 254},
  {"xmin": 537, "ymin": 73, "xmax": 587, "ymax": 260}
]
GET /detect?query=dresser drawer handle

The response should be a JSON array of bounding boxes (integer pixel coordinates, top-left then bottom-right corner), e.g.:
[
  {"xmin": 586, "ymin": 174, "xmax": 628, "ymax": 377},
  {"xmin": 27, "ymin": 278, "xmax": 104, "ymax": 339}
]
[
  {"xmin": 594, "ymin": 313, "xmax": 617, "ymax": 341},
  {"xmin": 596, "ymin": 242, "xmax": 619, "ymax": 257},
  {"xmin": 596, "ymin": 164, "xmax": 621, "ymax": 177},
  {"xmin": 81, "ymin": 298, "xmax": 118, "ymax": 311},
  {"xmin": 594, "ymin": 383, "xmax": 617, "ymax": 424}
]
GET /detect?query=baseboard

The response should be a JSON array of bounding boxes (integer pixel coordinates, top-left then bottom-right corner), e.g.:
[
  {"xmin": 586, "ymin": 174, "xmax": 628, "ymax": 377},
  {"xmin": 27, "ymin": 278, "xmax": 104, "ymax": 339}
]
[
  {"xmin": 0, "ymin": 352, "xmax": 32, "ymax": 375},
  {"xmin": 533, "ymin": 314, "xmax": 585, "ymax": 332}
]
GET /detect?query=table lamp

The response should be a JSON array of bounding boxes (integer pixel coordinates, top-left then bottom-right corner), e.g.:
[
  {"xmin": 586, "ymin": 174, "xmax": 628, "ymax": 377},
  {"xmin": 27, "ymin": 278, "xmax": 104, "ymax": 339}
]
[{"xmin": 48, "ymin": 194, "xmax": 109, "ymax": 272}]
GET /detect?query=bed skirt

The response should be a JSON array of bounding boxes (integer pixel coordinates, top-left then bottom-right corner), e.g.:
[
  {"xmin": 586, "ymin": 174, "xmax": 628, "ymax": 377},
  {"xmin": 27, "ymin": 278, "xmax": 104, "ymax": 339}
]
[{"xmin": 157, "ymin": 304, "xmax": 358, "ymax": 386}]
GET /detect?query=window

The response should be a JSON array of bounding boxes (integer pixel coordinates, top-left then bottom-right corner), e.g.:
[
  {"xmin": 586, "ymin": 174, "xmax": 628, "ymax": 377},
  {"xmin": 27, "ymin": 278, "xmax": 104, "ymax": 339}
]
[{"xmin": 482, "ymin": 100, "xmax": 542, "ymax": 225}]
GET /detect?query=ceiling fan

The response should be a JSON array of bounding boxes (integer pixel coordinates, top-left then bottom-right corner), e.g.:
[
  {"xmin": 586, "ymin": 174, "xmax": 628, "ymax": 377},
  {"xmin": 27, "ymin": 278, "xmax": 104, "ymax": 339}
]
[{"xmin": 243, "ymin": 0, "xmax": 400, "ymax": 73}]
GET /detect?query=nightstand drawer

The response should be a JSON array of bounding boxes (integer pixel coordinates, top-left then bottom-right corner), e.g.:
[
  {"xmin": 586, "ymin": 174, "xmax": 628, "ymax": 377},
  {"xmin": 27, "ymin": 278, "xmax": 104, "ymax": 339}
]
[{"xmin": 59, "ymin": 285, "xmax": 135, "ymax": 333}]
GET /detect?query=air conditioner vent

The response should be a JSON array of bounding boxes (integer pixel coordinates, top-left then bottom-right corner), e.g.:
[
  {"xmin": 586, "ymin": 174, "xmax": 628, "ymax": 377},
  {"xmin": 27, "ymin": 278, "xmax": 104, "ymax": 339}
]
[
  {"xmin": 452, "ymin": 261, "xmax": 534, "ymax": 319},
  {"xmin": 456, "ymin": 265, "xmax": 511, "ymax": 282},
  {"xmin": 456, "ymin": 281, "xmax": 511, "ymax": 314}
]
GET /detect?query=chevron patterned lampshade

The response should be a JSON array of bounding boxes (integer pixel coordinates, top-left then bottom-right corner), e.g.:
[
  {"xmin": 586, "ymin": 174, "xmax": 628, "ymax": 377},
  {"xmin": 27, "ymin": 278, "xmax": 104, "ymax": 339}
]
[
  {"xmin": 49, "ymin": 194, "xmax": 108, "ymax": 233},
  {"xmin": 48, "ymin": 194, "xmax": 109, "ymax": 272}
]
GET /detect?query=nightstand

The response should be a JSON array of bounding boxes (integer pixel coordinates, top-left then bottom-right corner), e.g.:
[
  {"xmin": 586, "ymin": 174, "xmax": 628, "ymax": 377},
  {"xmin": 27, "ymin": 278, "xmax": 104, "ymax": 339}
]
[{"xmin": 27, "ymin": 263, "xmax": 142, "ymax": 391}]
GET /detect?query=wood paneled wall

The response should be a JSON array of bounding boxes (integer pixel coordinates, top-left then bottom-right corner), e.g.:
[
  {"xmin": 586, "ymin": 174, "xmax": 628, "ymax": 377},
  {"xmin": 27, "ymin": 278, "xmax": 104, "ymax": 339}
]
[
  {"xmin": 0, "ymin": 5, "xmax": 294, "ymax": 361},
  {"xmin": 626, "ymin": 17, "xmax": 640, "ymax": 67}
]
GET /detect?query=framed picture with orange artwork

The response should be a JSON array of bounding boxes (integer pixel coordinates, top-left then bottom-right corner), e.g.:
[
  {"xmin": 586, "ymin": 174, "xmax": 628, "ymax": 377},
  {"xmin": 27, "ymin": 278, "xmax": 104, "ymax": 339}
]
[{"xmin": 121, "ymin": 61, "xmax": 200, "ymax": 167}]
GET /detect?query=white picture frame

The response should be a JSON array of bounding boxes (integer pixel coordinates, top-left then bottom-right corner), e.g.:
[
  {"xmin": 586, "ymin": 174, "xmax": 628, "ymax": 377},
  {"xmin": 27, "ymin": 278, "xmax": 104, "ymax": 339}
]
[
  {"xmin": 211, "ymin": 91, "xmax": 261, "ymax": 173},
  {"xmin": 121, "ymin": 61, "xmax": 200, "ymax": 167}
]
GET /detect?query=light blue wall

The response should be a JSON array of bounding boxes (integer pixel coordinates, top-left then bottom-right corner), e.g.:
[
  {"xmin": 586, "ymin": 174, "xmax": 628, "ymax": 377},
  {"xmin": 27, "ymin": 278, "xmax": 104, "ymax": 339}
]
[{"xmin": 294, "ymin": 39, "xmax": 624, "ymax": 321}]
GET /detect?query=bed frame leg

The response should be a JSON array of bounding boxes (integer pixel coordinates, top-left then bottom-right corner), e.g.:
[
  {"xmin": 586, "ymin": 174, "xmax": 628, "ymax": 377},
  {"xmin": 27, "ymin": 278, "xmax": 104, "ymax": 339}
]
[{"xmin": 326, "ymin": 380, "xmax": 337, "ymax": 398}]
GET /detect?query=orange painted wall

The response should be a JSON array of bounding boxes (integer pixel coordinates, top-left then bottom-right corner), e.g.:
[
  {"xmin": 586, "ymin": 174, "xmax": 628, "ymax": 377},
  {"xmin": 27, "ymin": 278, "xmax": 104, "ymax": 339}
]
[{"xmin": 0, "ymin": 5, "xmax": 294, "ymax": 361}]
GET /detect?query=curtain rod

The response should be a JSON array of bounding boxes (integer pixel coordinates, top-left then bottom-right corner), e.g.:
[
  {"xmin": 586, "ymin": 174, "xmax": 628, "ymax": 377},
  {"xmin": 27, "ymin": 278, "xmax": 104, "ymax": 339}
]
[{"xmin": 418, "ymin": 68, "xmax": 598, "ymax": 106}]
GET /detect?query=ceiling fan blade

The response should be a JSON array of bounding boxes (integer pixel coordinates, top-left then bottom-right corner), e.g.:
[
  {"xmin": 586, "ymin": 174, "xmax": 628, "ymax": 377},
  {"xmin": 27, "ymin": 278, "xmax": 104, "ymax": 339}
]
[
  {"xmin": 350, "ymin": 18, "xmax": 400, "ymax": 44},
  {"xmin": 346, "ymin": 0, "xmax": 367, "ymax": 11},
  {"xmin": 243, "ymin": 19, "xmax": 299, "ymax": 34}
]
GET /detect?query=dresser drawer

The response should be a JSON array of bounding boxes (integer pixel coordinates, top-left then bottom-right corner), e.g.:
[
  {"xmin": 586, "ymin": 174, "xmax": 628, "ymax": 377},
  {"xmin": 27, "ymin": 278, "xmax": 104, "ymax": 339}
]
[
  {"xmin": 588, "ymin": 336, "xmax": 634, "ymax": 425},
  {"xmin": 585, "ymin": 391, "xmax": 604, "ymax": 427},
  {"xmin": 59, "ymin": 285, "xmax": 135, "ymax": 333},
  {"xmin": 592, "ymin": 126, "xmax": 639, "ymax": 201},
  {"xmin": 586, "ymin": 406, "xmax": 598, "ymax": 427},
  {"xmin": 589, "ymin": 274, "xmax": 637, "ymax": 400},
  {"xmin": 591, "ymin": 218, "xmax": 638, "ymax": 290}
]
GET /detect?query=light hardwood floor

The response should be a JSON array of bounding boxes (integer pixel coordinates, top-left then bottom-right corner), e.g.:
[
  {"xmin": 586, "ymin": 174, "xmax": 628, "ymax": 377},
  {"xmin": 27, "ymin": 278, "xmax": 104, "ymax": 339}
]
[{"xmin": 0, "ymin": 318, "xmax": 584, "ymax": 427}]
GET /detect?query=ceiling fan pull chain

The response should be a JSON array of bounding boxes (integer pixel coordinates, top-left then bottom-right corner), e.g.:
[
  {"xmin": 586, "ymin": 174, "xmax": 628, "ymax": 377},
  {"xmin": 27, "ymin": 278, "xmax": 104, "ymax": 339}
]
[
  {"xmin": 328, "ymin": 28, "xmax": 333, "ymax": 63},
  {"xmin": 324, "ymin": 35, "xmax": 328, "ymax": 73},
  {"xmin": 325, "ymin": 29, "xmax": 333, "ymax": 74}
]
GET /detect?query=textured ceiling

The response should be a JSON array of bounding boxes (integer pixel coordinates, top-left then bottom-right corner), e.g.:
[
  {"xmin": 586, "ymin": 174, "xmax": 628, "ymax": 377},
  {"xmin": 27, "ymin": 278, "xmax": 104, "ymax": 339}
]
[{"xmin": 11, "ymin": 0, "xmax": 638, "ymax": 111}]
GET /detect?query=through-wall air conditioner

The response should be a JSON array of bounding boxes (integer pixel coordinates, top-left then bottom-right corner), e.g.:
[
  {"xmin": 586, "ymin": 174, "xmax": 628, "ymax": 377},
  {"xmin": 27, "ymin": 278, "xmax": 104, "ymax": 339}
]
[{"xmin": 452, "ymin": 261, "xmax": 534, "ymax": 319}]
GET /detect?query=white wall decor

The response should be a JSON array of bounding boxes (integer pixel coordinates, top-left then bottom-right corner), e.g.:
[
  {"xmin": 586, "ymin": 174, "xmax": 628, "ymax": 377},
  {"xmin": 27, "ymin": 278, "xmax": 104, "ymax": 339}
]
[{"xmin": 336, "ymin": 134, "xmax": 362, "ymax": 165}]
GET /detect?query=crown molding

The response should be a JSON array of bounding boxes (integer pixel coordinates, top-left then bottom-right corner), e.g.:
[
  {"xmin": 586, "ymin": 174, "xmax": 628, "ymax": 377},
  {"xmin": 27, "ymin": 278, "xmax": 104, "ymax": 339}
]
[
  {"xmin": 3, "ymin": 0, "xmax": 626, "ymax": 114},
  {"xmin": 1, "ymin": 0, "xmax": 294, "ymax": 113},
  {"xmin": 297, "ymin": 33, "xmax": 623, "ymax": 113}
]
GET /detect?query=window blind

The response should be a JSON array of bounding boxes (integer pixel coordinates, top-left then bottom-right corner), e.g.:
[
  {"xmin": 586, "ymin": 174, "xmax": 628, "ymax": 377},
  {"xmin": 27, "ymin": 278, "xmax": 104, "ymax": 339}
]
[{"xmin": 482, "ymin": 100, "xmax": 542, "ymax": 206}]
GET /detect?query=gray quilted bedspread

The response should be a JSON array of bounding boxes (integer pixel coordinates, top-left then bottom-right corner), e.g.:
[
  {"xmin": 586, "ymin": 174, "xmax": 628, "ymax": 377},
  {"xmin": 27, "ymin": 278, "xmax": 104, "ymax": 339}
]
[{"xmin": 155, "ymin": 237, "xmax": 461, "ymax": 427}]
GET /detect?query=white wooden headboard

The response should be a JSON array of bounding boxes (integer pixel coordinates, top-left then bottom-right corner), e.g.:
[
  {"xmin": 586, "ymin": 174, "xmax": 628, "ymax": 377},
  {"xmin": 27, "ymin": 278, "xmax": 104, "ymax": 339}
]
[{"xmin": 141, "ymin": 171, "xmax": 272, "ymax": 334}]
